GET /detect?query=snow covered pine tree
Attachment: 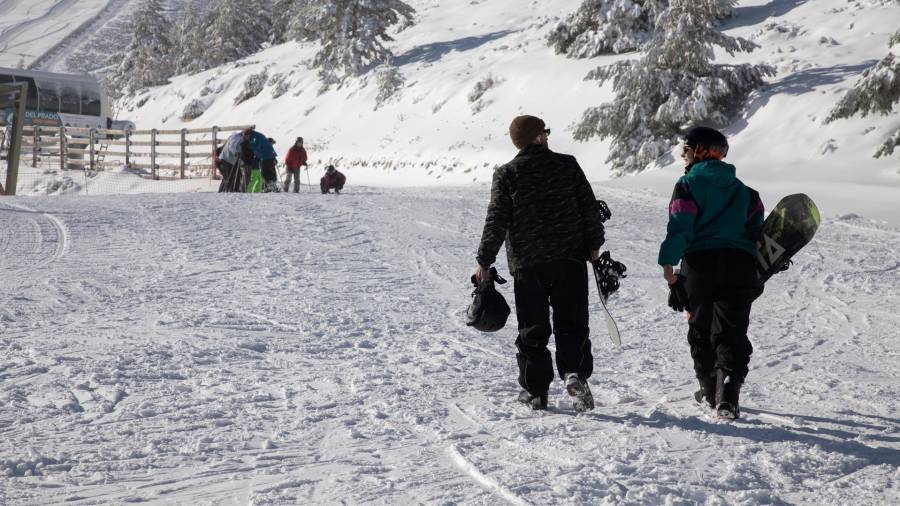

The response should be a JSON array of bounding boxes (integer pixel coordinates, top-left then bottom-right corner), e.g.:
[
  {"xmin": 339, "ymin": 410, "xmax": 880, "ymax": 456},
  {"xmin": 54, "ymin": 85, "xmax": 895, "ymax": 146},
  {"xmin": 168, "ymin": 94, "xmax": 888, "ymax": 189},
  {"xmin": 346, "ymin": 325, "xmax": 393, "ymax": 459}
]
[
  {"xmin": 548, "ymin": 0, "xmax": 733, "ymax": 58},
  {"xmin": 311, "ymin": 0, "xmax": 415, "ymax": 84},
  {"xmin": 825, "ymin": 29, "xmax": 900, "ymax": 158},
  {"xmin": 171, "ymin": 0, "xmax": 211, "ymax": 75},
  {"xmin": 204, "ymin": 0, "xmax": 272, "ymax": 69},
  {"xmin": 572, "ymin": 0, "xmax": 773, "ymax": 175},
  {"xmin": 108, "ymin": 0, "xmax": 175, "ymax": 97}
]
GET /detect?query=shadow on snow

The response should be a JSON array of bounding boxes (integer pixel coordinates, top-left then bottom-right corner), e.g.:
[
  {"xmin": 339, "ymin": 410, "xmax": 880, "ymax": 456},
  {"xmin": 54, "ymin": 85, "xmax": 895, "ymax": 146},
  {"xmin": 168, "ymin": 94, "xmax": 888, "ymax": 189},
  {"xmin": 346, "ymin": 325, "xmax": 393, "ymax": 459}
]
[
  {"xmin": 728, "ymin": 62, "xmax": 876, "ymax": 137},
  {"xmin": 393, "ymin": 30, "xmax": 516, "ymax": 66},
  {"xmin": 722, "ymin": 0, "xmax": 810, "ymax": 31},
  {"xmin": 584, "ymin": 406, "xmax": 900, "ymax": 469}
]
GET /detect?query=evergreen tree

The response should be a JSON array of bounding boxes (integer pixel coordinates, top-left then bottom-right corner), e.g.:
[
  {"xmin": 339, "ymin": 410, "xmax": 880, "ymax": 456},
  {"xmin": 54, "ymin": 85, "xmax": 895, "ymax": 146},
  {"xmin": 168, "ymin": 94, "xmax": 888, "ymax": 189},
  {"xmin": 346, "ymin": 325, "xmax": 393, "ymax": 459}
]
[
  {"xmin": 108, "ymin": 0, "xmax": 174, "ymax": 96},
  {"xmin": 312, "ymin": 0, "xmax": 415, "ymax": 82},
  {"xmin": 204, "ymin": 0, "xmax": 271, "ymax": 68},
  {"xmin": 826, "ymin": 29, "xmax": 900, "ymax": 158},
  {"xmin": 171, "ymin": 1, "xmax": 209, "ymax": 75},
  {"xmin": 284, "ymin": 0, "xmax": 320, "ymax": 43},
  {"xmin": 573, "ymin": 0, "xmax": 773, "ymax": 175},
  {"xmin": 549, "ymin": 0, "xmax": 733, "ymax": 58}
]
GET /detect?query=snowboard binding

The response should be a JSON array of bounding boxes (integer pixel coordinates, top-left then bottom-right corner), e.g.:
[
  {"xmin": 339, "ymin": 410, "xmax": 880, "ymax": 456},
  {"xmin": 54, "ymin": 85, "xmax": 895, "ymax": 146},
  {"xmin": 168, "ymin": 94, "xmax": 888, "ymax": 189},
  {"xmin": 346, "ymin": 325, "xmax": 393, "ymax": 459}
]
[
  {"xmin": 592, "ymin": 251, "xmax": 627, "ymax": 300},
  {"xmin": 596, "ymin": 200, "xmax": 612, "ymax": 223}
]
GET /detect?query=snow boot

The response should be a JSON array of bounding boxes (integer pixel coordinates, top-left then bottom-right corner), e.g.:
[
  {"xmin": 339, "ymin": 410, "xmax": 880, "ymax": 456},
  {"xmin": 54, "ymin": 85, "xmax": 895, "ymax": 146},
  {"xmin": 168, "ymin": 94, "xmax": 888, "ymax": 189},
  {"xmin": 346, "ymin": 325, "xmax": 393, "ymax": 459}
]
[
  {"xmin": 565, "ymin": 373, "xmax": 595, "ymax": 412},
  {"xmin": 517, "ymin": 390, "xmax": 548, "ymax": 410},
  {"xmin": 694, "ymin": 372, "xmax": 716, "ymax": 409},
  {"xmin": 715, "ymin": 368, "xmax": 742, "ymax": 420}
]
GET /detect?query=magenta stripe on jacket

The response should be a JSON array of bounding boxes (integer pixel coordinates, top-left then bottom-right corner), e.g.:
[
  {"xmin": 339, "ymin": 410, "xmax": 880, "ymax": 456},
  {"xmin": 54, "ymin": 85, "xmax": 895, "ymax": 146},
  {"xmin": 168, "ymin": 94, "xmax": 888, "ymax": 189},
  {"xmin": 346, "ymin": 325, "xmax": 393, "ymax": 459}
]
[
  {"xmin": 748, "ymin": 196, "xmax": 764, "ymax": 218},
  {"xmin": 669, "ymin": 199, "xmax": 698, "ymax": 216}
]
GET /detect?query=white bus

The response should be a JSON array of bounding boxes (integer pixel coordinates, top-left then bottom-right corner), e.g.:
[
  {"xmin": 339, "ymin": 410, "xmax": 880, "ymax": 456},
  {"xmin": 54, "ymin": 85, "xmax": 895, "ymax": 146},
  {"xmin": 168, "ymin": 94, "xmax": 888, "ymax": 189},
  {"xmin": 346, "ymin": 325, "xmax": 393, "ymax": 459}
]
[{"xmin": 0, "ymin": 67, "xmax": 133, "ymax": 131}]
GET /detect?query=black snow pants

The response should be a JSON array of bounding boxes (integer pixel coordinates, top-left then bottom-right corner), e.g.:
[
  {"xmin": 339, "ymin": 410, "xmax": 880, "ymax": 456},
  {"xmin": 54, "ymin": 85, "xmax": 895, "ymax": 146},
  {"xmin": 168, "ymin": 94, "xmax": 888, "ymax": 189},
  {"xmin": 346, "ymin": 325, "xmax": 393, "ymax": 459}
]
[
  {"xmin": 261, "ymin": 158, "xmax": 278, "ymax": 184},
  {"xmin": 513, "ymin": 259, "xmax": 592, "ymax": 396},
  {"xmin": 681, "ymin": 249, "xmax": 763, "ymax": 384},
  {"xmin": 217, "ymin": 160, "xmax": 235, "ymax": 192}
]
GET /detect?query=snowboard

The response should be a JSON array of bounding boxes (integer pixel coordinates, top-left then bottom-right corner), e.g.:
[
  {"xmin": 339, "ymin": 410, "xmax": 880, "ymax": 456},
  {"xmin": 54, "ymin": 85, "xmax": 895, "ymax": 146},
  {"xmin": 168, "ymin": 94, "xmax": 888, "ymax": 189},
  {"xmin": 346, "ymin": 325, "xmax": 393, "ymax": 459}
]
[
  {"xmin": 756, "ymin": 194, "xmax": 820, "ymax": 283},
  {"xmin": 592, "ymin": 252, "xmax": 626, "ymax": 348},
  {"xmin": 591, "ymin": 200, "xmax": 626, "ymax": 348}
]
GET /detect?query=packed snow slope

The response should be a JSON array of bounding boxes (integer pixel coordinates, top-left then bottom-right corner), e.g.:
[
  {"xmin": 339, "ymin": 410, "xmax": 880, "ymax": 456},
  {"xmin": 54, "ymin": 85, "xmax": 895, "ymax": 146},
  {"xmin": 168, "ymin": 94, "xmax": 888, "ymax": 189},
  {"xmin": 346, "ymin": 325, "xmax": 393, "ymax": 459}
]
[
  {"xmin": 0, "ymin": 0, "xmax": 198, "ymax": 72},
  {"xmin": 2, "ymin": 186, "xmax": 899, "ymax": 505},
  {"xmin": 115, "ymin": 0, "xmax": 900, "ymax": 223},
  {"xmin": 0, "ymin": 0, "xmax": 109, "ymax": 68}
]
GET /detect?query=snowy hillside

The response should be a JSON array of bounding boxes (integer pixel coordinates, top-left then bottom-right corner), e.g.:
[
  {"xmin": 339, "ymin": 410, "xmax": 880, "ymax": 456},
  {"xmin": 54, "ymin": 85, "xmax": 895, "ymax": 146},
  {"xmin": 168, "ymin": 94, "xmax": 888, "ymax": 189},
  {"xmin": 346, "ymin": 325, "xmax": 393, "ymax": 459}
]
[
  {"xmin": 2, "ymin": 187, "xmax": 899, "ymax": 504},
  {"xmin": 0, "ymin": 0, "xmax": 105, "ymax": 67},
  {"xmin": 3, "ymin": 1, "xmax": 899, "ymax": 505},
  {"xmin": 0, "ymin": 0, "xmax": 198, "ymax": 72},
  {"xmin": 110, "ymin": 0, "xmax": 900, "ymax": 223}
]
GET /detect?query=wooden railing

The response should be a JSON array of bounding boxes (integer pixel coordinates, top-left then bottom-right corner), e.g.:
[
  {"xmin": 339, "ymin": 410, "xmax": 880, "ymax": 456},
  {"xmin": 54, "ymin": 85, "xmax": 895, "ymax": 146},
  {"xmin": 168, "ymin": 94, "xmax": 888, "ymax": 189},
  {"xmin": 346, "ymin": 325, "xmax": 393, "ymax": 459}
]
[{"xmin": 18, "ymin": 124, "xmax": 254, "ymax": 180}]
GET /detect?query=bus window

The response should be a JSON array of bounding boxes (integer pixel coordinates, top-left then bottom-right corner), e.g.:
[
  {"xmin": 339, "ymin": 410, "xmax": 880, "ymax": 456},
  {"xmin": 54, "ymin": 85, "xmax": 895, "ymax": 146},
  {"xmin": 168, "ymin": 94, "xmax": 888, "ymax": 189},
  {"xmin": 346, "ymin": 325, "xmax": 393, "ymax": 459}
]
[
  {"xmin": 37, "ymin": 79, "xmax": 60, "ymax": 112},
  {"xmin": 59, "ymin": 82, "xmax": 81, "ymax": 115},
  {"xmin": 81, "ymin": 85, "xmax": 101, "ymax": 116},
  {"xmin": 13, "ymin": 76, "xmax": 39, "ymax": 110},
  {"xmin": 0, "ymin": 75, "xmax": 19, "ymax": 104}
]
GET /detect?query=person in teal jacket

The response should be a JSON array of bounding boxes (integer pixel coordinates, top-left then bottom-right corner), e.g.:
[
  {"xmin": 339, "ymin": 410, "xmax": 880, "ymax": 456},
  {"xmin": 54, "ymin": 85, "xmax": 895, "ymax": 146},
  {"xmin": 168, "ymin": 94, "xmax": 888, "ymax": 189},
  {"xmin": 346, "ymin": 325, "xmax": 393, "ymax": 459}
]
[
  {"xmin": 659, "ymin": 126, "xmax": 765, "ymax": 420},
  {"xmin": 240, "ymin": 128, "xmax": 279, "ymax": 192}
]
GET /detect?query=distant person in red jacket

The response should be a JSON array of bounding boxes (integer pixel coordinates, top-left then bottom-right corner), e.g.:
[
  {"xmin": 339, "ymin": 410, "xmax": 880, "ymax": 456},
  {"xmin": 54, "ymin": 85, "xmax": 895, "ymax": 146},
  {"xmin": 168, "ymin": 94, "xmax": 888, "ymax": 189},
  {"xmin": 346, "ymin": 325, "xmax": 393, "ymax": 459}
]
[
  {"xmin": 283, "ymin": 137, "xmax": 308, "ymax": 193},
  {"xmin": 320, "ymin": 165, "xmax": 346, "ymax": 194}
]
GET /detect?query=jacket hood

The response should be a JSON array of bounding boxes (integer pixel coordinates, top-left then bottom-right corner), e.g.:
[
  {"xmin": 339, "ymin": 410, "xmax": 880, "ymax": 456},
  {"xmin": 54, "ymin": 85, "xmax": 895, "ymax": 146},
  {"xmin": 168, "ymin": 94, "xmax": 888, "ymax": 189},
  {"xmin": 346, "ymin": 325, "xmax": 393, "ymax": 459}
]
[{"xmin": 689, "ymin": 159, "xmax": 737, "ymax": 188}]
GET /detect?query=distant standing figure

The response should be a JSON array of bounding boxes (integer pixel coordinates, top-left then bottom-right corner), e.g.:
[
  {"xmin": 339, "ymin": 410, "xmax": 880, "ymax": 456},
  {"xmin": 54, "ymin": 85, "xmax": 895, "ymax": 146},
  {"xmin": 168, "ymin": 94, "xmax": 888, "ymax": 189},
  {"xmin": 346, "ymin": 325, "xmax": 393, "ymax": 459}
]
[
  {"xmin": 284, "ymin": 137, "xmax": 308, "ymax": 193},
  {"xmin": 320, "ymin": 165, "xmax": 345, "ymax": 194}
]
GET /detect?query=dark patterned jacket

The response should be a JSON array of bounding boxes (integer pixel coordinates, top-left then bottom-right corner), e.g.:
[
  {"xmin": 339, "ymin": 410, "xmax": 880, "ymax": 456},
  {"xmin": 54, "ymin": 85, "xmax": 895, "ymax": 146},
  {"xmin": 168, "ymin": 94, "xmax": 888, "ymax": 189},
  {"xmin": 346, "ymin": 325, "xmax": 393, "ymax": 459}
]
[{"xmin": 476, "ymin": 144, "xmax": 605, "ymax": 274}]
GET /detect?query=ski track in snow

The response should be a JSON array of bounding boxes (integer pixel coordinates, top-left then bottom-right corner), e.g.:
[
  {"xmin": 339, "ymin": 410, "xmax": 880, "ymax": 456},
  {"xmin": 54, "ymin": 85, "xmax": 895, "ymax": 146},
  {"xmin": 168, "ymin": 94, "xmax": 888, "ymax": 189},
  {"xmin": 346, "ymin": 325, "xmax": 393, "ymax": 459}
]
[
  {"xmin": 29, "ymin": 0, "xmax": 130, "ymax": 73},
  {"xmin": 0, "ymin": 187, "xmax": 898, "ymax": 505}
]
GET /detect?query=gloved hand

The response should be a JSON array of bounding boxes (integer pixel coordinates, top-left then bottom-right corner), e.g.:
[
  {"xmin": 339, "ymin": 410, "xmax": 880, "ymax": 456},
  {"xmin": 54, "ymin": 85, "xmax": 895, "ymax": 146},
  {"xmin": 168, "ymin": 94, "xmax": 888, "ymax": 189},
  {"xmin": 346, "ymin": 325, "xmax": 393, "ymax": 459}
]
[{"xmin": 667, "ymin": 274, "xmax": 689, "ymax": 312}]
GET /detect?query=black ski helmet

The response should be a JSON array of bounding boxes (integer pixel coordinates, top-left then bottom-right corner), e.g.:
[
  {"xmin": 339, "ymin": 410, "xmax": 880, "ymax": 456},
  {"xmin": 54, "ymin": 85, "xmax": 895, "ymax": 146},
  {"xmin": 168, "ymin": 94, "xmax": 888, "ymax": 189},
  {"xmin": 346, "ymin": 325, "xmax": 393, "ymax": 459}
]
[
  {"xmin": 466, "ymin": 270, "xmax": 510, "ymax": 332},
  {"xmin": 684, "ymin": 126, "xmax": 729, "ymax": 153}
]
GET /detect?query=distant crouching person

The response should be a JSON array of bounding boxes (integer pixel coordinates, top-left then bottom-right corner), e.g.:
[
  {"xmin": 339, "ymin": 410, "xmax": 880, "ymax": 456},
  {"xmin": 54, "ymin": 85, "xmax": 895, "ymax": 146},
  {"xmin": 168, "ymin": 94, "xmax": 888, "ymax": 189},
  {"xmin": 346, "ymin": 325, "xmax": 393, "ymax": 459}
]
[{"xmin": 320, "ymin": 165, "xmax": 345, "ymax": 194}]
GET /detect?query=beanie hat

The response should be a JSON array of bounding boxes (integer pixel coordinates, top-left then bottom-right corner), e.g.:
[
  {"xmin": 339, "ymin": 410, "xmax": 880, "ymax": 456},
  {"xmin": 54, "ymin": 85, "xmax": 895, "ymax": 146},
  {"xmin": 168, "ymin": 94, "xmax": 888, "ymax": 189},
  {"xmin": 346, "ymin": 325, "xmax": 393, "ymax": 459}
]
[
  {"xmin": 509, "ymin": 115, "xmax": 546, "ymax": 149},
  {"xmin": 684, "ymin": 126, "xmax": 729, "ymax": 152}
]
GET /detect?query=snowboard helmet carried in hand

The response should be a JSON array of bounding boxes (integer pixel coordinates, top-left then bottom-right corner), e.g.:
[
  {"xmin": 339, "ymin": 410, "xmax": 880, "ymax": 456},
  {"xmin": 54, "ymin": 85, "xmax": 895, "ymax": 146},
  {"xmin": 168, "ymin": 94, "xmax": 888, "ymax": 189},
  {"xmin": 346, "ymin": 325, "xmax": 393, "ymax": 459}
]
[{"xmin": 466, "ymin": 268, "xmax": 510, "ymax": 332}]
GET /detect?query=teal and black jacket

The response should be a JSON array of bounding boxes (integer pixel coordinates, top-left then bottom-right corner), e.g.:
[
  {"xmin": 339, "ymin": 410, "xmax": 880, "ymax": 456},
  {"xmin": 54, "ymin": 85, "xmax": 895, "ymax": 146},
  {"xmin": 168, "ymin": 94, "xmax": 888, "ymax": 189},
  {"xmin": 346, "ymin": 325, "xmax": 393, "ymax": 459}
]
[{"xmin": 658, "ymin": 160, "xmax": 764, "ymax": 266}]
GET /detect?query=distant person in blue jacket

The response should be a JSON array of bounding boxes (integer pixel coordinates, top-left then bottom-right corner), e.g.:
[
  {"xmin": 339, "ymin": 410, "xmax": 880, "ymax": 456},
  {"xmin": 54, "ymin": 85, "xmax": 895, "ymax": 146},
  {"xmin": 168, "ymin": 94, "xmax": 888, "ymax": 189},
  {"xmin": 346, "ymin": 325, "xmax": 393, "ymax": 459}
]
[
  {"xmin": 240, "ymin": 128, "xmax": 279, "ymax": 193},
  {"xmin": 659, "ymin": 126, "xmax": 765, "ymax": 420}
]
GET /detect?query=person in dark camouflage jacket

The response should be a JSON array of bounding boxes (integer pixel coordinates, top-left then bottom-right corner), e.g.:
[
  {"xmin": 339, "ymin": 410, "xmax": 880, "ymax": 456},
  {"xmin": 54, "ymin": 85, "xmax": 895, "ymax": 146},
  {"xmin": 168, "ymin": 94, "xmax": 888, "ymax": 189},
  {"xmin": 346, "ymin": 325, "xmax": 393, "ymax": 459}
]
[{"xmin": 475, "ymin": 115, "xmax": 605, "ymax": 412}]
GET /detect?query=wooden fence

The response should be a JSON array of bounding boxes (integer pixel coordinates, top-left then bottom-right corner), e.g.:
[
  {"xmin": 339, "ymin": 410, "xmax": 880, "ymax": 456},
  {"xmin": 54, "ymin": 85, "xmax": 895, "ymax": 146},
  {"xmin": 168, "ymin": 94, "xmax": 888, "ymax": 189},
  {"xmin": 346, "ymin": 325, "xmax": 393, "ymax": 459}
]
[{"xmin": 17, "ymin": 124, "xmax": 254, "ymax": 180}]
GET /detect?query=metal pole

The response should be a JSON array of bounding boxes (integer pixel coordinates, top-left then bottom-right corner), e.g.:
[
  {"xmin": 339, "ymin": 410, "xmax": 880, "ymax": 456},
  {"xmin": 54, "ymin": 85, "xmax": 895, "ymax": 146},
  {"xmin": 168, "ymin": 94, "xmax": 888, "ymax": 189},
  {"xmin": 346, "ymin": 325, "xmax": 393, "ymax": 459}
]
[
  {"xmin": 59, "ymin": 126, "xmax": 65, "ymax": 172},
  {"xmin": 3, "ymin": 82, "xmax": 27, "ymax": 196},
  {"xmin": 89, "ymin": 128, "xmax": 96, "ymax": 171},
  {"xmin": 32, "ymin": 127, "xmax": 38, "ymax": 167},
  {"xmin": 150, "ymin": 128, "xmax": 158, "ymax": 180},
  {"xmin": 210, "ymin": 126, "xmax": 219, "ymax": 180},
  {"xmin": 125, "ymin": 128, "xmax": 131, "ymax": 169},
  {"xmin": 179, "ymin": 128, "xmax": 187, "ymax": 179}
]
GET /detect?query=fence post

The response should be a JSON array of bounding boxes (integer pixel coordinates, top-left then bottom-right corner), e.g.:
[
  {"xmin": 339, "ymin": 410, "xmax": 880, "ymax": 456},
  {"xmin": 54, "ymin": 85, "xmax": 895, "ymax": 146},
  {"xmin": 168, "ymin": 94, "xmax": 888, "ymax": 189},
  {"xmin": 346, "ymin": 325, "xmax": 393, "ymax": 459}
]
[
  {"xmin": 150, "ymin": 128, "xmax": 158, "ymax": 180},
  {"xmin": 32, "ymin": 127, "xmax": 39, "ymax": 167},
  {"xmin": 124, "ymin": 129, "xmax": 131, "ymax": 169},
  {"xmin": 89, "ymin": 129, "xmax": 98, "ymax": 171},
  {"xmin": 210, "ymin": 126, "xmax": 219, "ymax": 180},
  {"xmin": 58, "ymin": 126, "xmax": 65, "ymax": 171},
  {"xmin": 3, "ymin": 82, "xmax": 28, "ymax": 196},
  {"xmin": 180, "ymin": 128, "xmax": 187, "ymax": 179}
]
